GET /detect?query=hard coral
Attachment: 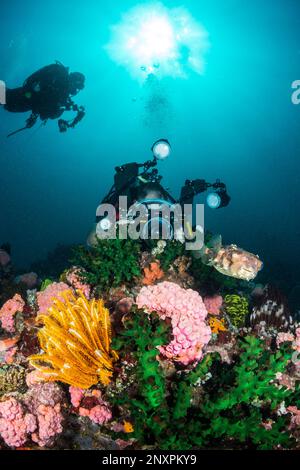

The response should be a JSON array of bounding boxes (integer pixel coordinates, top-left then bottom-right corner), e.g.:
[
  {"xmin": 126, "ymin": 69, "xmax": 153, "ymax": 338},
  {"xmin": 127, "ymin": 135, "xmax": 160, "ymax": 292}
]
[
  {"xmin": 29, "ymin": 291, "xmax": 118, "ymax": 389},
  {"xmin": 0, "ymin": 294, "xmax": 25, "ymax": 333},
  {"xmin": 136, "ymin": 281, "xmax": 211, "ymax": 365}
]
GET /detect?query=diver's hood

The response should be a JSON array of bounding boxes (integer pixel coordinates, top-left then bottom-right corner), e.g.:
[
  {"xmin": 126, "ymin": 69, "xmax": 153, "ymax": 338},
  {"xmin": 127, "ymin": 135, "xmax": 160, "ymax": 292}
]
[{"xmin": 69, "ymin": 72, "xmax": 85, "ymax": 95}]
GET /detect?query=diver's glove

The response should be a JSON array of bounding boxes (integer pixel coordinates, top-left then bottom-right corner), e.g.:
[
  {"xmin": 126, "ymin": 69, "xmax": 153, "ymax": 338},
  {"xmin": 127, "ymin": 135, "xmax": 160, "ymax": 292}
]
[{"xmin": 58, "ymin": 105, "xmax": 85, "ymax": 133}]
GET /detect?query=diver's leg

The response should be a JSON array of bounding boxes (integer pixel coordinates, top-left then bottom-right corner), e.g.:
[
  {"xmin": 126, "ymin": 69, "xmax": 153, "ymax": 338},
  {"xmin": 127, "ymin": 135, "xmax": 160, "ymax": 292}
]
[{"xmin": 4, "ymin": 88, "xmax": 33, "ymax": 113}]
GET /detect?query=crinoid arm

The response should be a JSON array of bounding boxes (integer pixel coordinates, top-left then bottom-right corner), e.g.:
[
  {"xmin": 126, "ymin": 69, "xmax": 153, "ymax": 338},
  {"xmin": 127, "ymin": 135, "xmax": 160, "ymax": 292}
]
[{"xmin": 29, "ymin": 290, "xmax": 118, "ymax": 389}]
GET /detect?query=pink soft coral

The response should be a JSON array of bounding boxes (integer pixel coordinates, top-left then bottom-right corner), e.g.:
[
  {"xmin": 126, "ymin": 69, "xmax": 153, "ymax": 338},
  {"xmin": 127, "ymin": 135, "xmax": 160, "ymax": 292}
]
[
  {"xmin": 136, "ymin": 281, "xmax": 211, "ymax": 366},
  {"xmin": 69, "ymin": 386, "xmax": 85, "ymax": 408},
  {"xmin": 70, "ymin": 386, "xmax": 112, "ymax": 425},
  {"xmin": 276, "ymin": 332, "xmax": 295, "ymax": 348},
  {"xmin": 0, "ymin": 383, "xmax": 64, "ymax": 449},
  {"xmin": 66, "ymin": 267, "xmax": 91, "ymax": 298},
  {"xmin": 36, "ymin": 282, "xmax": 70, "ymax": 314},
  {"xmin": 79, "ymin": 404, "xmax": 112, "ymax": 425},
  {"xmin": 204, "ymin": 295, "xmax": 223, "ymax": 315},
  {"xmin": 0, "ymin": 294, "xmax": 25, "ymax": 333},
  {"xmin": 0, "ymin": 398, "xmax": 37, "ymax": 448},
  {"xmin": 31, "ymin": 404, "xmax": 63, "ymax": 447}
]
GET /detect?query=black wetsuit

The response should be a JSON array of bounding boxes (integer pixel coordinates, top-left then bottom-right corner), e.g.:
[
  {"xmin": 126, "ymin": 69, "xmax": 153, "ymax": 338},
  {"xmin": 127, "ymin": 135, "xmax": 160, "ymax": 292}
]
[{"xmin": 4, "ymin": 63, "xmax": 72, "ymax": 121}]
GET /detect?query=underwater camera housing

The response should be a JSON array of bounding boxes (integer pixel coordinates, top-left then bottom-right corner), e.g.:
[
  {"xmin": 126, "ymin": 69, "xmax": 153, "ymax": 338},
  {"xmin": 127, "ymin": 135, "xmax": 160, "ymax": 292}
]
[{"xmin": 95, "ymin": 139, "xmax": 231, "ymax": 242}]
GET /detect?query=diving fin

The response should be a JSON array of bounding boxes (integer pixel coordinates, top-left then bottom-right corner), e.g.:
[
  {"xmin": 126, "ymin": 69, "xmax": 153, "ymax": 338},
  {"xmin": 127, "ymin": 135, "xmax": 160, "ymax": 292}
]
[
  {"xmin": 7, "ymin": 125, "xmax": 30, "ymax": 138},
  {"xmin": 7, "ymin": 113, "xmax": 38, "ymax": 137}
]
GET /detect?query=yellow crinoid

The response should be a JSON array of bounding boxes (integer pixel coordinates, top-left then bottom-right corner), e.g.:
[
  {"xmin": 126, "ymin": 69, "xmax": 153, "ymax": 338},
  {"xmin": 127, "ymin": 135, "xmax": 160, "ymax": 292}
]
[{"xmin": 29, "ymin": 290, "xmax": 118, "ymax": 389}]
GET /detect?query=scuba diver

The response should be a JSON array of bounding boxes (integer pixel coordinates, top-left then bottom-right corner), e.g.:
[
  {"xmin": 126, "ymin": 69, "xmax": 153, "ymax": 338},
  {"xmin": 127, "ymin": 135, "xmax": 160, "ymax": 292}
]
[
  {"xmin": 87, "ymin": 139, "xmax": 263, "ymax": 282},
  {"xmin": 87, "ymin": 139, "xmax": 231, "ymax": 247},
  {"xmin": 3, "ymin": 61, "xmax": 85, "ymax": 137}
]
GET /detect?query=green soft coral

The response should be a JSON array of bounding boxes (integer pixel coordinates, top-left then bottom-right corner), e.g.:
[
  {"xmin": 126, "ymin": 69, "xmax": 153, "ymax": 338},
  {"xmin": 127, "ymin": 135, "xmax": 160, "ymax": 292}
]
[
  {"xmin": 72, "ymin": 237, "xmax": 141, "ymax": 292},
  {"xmin": 196, "ymin": 336, "xmax": 298, "ymax": 449},
  {"xmin": 111, "ymin": 314, "xmax": 299, "ymax": 449},
  {"xmin": 112, "ymin": 308, "xmax": 170, "ymax": 444}
]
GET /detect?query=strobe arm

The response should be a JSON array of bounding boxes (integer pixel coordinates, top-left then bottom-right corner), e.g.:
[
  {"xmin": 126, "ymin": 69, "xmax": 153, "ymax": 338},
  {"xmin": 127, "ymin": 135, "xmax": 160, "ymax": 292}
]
[{"xmin": 179, "ymin": 179, "xmax": 228, "ymax": 205}]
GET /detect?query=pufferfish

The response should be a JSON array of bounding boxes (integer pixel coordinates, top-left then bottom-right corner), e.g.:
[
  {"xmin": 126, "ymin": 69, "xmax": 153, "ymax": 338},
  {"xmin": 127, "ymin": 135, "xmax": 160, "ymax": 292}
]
[{"xmin": 195, "ymin": 235, "xmax": 263, "ymax": 281}]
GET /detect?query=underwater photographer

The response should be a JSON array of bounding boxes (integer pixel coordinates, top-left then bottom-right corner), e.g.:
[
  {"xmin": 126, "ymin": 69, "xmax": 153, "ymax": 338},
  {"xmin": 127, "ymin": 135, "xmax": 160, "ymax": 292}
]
[
  {"xmin": 87, "ymin": 139, "xmax": 262, "ymax": 282},
  {"xmin": 2, "ymin": 61, "xmax": 86, "ymax": 137}
]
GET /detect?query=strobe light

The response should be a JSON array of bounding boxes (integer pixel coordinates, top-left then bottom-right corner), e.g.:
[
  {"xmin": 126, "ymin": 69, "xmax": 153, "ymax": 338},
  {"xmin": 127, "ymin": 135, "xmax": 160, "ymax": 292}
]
[
  {"xmin": 206, "ymin": 189, "xmax": 231, "ymax": 209},
  {"xmin": 151, "ymin": 139, "xmax": 171, "ymax": 160}
]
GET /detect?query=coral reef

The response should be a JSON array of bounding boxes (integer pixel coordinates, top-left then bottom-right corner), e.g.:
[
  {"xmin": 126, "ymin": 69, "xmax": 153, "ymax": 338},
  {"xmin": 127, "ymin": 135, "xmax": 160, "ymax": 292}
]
[
  {"xmin": 1, "ymin": 237, "xmax": 300, "ymax": 450},
  {"xmin": 29, "ymin": 291, "xmax": 118, "ymax": 388},
  {"xmin": 72, "ymin": 238, "xmax": 141, "ymax": 293}
]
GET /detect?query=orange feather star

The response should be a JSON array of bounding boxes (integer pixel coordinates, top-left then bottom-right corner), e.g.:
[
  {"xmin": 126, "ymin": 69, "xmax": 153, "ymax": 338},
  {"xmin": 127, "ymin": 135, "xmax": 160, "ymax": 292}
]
[{"xmin": 29, "ymin": 290, "xmax": 118, "ymax": 389}]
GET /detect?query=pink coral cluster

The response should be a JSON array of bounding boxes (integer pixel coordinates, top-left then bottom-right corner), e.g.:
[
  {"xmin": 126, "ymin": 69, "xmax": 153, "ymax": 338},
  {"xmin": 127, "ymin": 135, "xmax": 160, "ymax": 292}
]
[
  {"xmin": 0, "ymin": 382, "xmax": 65, "ymax": 448},
  {"xmin": 136, "ymin": 281, "xmax": 211, "ymax": 365},
  {"xmin": 66, "ymin": 267, "xmax": 91, "ymax": 298},
  {"xmin": 293, "ymin": 328, "xmax": 300, "ymax": 353},
  {"xmin": 24, "ymin": 382, "xmax": 64, "ymax": 448},
  {"xmin": 0, "ymin": 294, "xmax": 25, "ymax": 333},
  {"xmin": 36, "ymin": 282, "xmax": 70, "ymax": 314},
  {"xmin": 31, "ymin": 403, "xmax": 63, "ymax": 447},
  {"xmin": 276, "ymin": 329, "xmax": 300, "ymax": 354},
  {"xmin": 69, "ymin": 386, "xmax": 112, "ymax": 425},
  {"xmin": 276, "ymin": 332, "xmax": 295, "ymax": 348},
  {"xmin": 287, "ymin": 406, "xmax": 300, "ymax": 428},
  {"xmin": 204, "ymin": 295, "xmax": 223, "ymax": 315}
]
